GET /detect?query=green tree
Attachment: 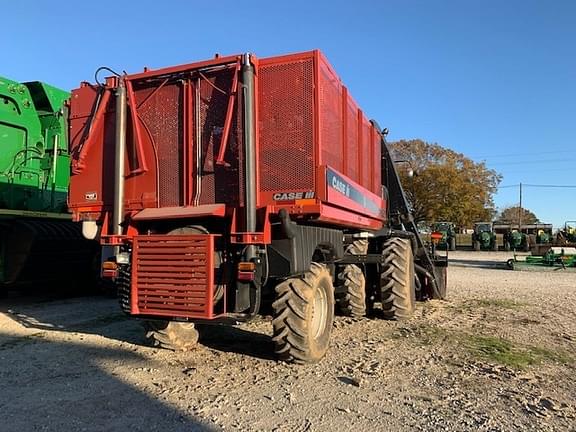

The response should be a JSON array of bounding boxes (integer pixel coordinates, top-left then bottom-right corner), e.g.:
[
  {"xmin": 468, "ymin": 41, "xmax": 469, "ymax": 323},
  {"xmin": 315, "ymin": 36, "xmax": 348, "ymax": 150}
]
[
  {"xmin": 496, "ymin": 206, "xmax": 540, "ymax": 224},
  {"xmin": 389, "ymin": 139, "xmax": 501, "ymax": 228}
]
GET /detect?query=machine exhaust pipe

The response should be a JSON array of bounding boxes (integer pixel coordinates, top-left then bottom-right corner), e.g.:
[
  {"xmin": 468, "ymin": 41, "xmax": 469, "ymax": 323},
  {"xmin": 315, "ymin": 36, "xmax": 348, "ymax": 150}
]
[
  {"xmin": 113, "ymin": 78, "xmax": 127, "ymax": 237},
  {"xmin": 242, "ymin": 53, "xmax": 257, "ymax": 260}
]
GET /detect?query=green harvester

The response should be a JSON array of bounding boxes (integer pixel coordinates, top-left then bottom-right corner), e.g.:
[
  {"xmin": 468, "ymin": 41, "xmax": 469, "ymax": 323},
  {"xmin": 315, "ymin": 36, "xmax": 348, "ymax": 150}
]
[{"xmin": 0, "ymin": 75, "xmax": 96, "ymax": 288}]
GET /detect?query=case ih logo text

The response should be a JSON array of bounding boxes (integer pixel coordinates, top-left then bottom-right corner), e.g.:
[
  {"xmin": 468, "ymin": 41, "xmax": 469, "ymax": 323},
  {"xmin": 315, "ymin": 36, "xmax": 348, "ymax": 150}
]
[
  {"xmin": 273, "ymin": 191, "xmax": 315, "ymax": 201},
  {"xmin": 85, "ymin": 192, "xmax": 98, "ymax": 201},
  {"xmin": 331, "ymin": 176, "xmax": 350, "ymax": 197}
]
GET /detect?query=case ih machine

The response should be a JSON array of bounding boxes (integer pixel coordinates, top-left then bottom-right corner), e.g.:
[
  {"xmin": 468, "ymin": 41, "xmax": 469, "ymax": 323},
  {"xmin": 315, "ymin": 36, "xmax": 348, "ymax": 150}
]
[{"xmin": 68, "ymin": 50, "xmax": 446, "ymax": 363}]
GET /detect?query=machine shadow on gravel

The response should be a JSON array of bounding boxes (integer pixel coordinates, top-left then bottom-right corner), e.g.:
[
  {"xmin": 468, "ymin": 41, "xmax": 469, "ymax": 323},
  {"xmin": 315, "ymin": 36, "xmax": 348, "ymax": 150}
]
[
  {"xmin": 0, "ymin": 294, "xmax": 146, "ymax": 347},
  {"xmin": 196, "ymin": 323, "xmax": 276, "ymax": 361},
  {"xmin": 0, "ymin": 331, "xmax": 215, "ymax": 432}
]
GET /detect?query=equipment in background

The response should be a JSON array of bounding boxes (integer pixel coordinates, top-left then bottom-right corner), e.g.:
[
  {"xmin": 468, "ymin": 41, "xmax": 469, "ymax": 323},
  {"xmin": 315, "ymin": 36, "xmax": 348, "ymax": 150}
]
[
  {"xmin": 0, "ymin": 76, "xmax": 97, "ymax": 290},
  {"xmin": 507, "ymin": 247, "xmax": 576, "ymax": 271},
  {"xmin": 68, "ymin": 50, "xmax": 447, "ymax": 364},
  {"xmin": 431, "ymin": 222, "xmax": 456, "ymax": 251},
  {"xmin": 557, "ymin": 221, "xmax": 576, "ymax": 245},
  {"xmin": 472, "ymin": 222, "xmax": 498, "ymax": 251},
  {"xmin": 494, "ymin": 223, "xmax": 530, "ymax": 252}
]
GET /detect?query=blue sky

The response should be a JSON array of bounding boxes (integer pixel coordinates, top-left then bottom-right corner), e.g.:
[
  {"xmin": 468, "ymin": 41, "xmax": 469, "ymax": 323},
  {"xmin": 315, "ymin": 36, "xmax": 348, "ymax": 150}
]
[{"xmin": 4, "ymin": 0, "xmax": 575, "ymax": 228}]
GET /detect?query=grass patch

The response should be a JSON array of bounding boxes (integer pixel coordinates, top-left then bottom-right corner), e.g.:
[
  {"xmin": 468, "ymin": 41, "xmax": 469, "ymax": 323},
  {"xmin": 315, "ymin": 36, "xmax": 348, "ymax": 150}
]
[
  {"xmin": 392, "ymin": 324, "xmax": 451, "ymax": 346},
  {"xmin": 451, "ymin": 298, "xmax": 528, "ymax": 313},
  {"xmin": 463, "ymin": 335, "xmax": 572, "ymax": 369}
]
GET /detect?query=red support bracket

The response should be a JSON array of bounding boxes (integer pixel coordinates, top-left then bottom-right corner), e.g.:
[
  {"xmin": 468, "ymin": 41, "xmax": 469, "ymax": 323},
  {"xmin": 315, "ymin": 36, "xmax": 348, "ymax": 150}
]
[
  {"xmin": 125, "ymin": 79, "xmax": 149, "ymax": 174},
  {"xmin": 72, "ymin": 88, "xmax": 111, "ymax": 174},
  {"xmin": 216, "ymin": 61, "xmax": 241, "ymax": 166}
]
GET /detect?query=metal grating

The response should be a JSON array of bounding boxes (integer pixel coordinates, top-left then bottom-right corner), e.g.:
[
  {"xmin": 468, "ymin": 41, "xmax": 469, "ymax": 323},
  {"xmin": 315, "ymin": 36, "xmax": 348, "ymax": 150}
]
[
  {"xmin": 137, "ymin": 84, "xmax": 183, "ymax": 207},
  {"xmin": 361, "ymin": 118, "xmax": 372, "ymax": 189},
  {"xmin": 319, "ymin": 62, "xmax": 343, "ymax": 171},
  {"xmin": 346, "ymin": 100, "xmax": 359, "ymax": 183},
  {"xmin": 371, "ymin": 129, "xmax": 381, "ymax": 193},
  {"xmin": 198, "ymin": 69, "xmax": 242, "ymax": 206},
  {"xmin": 259, "ymin": 59, "xmax": 315, "ymax": 191},
  {"xmin": 131, "ymin": 235, "xmax": 215, "ymax": 319}
]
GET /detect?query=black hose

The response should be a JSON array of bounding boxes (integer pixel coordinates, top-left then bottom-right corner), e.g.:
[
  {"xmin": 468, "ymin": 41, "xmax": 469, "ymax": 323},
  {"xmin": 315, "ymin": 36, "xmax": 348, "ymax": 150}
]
[
  {"xmin": 94, "ymin": 66, "xmax": 121, "ymax": 86},
  {"xmin": 414, "ymin": 263, "xmax": 442, "ymax": 299}
]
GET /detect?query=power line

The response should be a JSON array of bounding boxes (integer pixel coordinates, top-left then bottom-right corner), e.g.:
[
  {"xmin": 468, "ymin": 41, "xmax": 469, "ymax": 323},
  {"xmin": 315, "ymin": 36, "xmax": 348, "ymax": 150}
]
[
  {"xmin": 498, "ymin": 183, "xmax": 576, "ymax": 189},
  {"xmin": 488, "ymin": 158, "xmax": 576, "ymax": 167},
  {"xmin": 470, "ymin": 149, "xmax": 573, "ymax": 159}
]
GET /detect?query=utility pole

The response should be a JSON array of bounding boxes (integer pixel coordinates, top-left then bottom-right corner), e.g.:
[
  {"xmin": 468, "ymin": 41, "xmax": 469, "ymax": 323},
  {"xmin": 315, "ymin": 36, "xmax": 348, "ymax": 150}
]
[{"xmin": 518, "ymin": 182, "xmax": 523, "ymax": 227}]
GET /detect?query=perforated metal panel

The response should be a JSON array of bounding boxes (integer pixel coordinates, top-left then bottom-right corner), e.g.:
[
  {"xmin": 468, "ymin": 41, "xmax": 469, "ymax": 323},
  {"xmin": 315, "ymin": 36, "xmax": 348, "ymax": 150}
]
[
  {"xmin": 319, "ymin": 62, "xmax": 342, "ymax": 171},
  {"xmin": 137, "ymin": 84, "xmax": 183, "ymax": 207},
  {"xmin": 346, "ymin": 100, "xmax": 359, "ymax": 183},
  {"xmin": 361, "ymin": 118, "xmax": 372, "ymax": 188},
  {"xmin": 259, "ymin": 58, "xmax": 315, "ymax": 191}
]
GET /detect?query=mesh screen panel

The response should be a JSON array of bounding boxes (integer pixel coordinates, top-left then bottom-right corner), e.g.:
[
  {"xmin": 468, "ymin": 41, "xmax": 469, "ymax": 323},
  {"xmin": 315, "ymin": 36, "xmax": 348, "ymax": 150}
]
[
  {"xmin": 259, "ymin": 59, "xmax": 315, "ymax": 191},
  {"xmin": 346, "ymin": 100, "xmax": 359, "ymax": 183},
  {"xmin": 138, "ymin": 84, "xmax": 183, "ymax": 207},
  {"xmin": 361, "ymin": 119, "xmax": 372, "ymax": 189},
  {"xmin": 319, "ymin": 62, "xmax": 342, "ymax": 171},
  {"xmin": 197, "ymin": 68, "xmax": 243, "ymax": 206},
  {"xmin": 372, "ymin": 129, "xmax": 381, "ymax": 193}
]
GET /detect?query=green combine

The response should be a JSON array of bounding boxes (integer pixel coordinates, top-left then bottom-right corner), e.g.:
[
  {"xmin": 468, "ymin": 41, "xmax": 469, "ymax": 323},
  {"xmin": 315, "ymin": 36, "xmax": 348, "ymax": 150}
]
[{"xmin": 0, "ymin": 75, "xmax": 97, "ymax": 290}]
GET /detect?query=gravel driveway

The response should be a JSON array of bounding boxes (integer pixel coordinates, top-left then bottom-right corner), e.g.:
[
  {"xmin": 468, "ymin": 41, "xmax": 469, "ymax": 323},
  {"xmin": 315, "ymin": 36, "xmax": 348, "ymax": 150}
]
[{"xmin": 1, "ymin": 251, "xmax": 574, "ymax": 431}]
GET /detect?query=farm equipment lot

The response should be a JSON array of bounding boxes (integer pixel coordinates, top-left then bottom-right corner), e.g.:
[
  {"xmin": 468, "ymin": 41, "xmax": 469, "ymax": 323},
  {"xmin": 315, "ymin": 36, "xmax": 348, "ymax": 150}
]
[{"xmin": 1, "ymin": 252, "xmax": 574, "ymax": 432}]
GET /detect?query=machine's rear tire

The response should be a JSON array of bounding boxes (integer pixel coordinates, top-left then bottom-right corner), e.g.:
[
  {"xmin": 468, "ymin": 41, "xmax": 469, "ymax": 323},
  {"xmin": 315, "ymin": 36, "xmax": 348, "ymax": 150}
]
[
  {"xmin": 380, "ymin": 238, "xmax": 415, "ymax": 320},
  {"xmin": 272, "ymin": 262, "xmax": 335, "ymax": 364},
  {"xmin": 144, "ymin": 320, "xmax": 199, "ymax": 351},
  {"xmin": 449, "ymin": 237, "xmax": 456, "ymax": 251},
  {"xmin": 336, "ymin": 239, "xmax": 368, "ymax": 318},
  {"xmin": 492, "ymin": 238, "xmax": 498, "ymax": 251},
  {"xmin": 473, "ymin": 240, "xmax": 481, "ymax": 251},
  {"xmin": 504, "ymin": 240, "xmax": 511, "ymax": 252}
]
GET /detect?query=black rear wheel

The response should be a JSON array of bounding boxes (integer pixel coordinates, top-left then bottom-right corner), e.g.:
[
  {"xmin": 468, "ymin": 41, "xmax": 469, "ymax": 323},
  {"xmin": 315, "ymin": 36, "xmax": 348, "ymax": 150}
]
[
  {"xmin": 380, "ymin": 238, "xmax": 416, "ymax": 320},
  {"xmin": 336, "ymin": 239, "xmax": 368, "ymax": 318},
  {"xmin": 272, "ymin": 262, "xmax": 335, "ymax": 364}
]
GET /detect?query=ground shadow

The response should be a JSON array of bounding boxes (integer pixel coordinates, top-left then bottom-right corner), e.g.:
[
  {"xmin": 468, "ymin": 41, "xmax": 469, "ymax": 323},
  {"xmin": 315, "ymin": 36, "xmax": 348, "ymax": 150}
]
[
  {"xmin": 0, "ymin": 329, "xmax": 215, "ymax": 432},
  {"xmin": 197, "ymin": 322, "xmax": 276, "ymax": 361}
]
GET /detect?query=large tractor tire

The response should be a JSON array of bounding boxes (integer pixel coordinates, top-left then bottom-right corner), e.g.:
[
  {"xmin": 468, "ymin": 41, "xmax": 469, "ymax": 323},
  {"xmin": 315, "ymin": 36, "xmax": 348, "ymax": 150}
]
[
  {"xmin": 449, "ymin": 237, "xmax": 456, "ymax": 251},
  {"xmin": 492, "ymin": 238, "xmax": 499, "ymax": 251},
  {"xmin": 144, "ymin": 320, "xmax": 199, "ymax": 351},
  {"xmin": 336, "ymin": 239, "xmax": 368, "ymax": 318},
  {"xmin": 380, "ymin": 238, "xmax": 416, "ymax": 320},
  {"xmin": 272, "ymin": 262, "xmax": 335, "ymax": 364}
]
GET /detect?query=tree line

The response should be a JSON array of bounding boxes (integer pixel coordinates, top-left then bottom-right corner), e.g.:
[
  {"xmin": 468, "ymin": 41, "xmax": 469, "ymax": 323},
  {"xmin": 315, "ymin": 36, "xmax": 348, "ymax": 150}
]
[{"xmin": 389, "ymin": 139, "xmax": 540, "ymax": 229}]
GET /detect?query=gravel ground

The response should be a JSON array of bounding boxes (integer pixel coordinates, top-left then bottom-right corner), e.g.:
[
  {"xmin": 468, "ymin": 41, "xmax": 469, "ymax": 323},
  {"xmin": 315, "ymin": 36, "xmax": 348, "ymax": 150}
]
[{"xmin": 0, "ymin": 251, "xmax": 575, "ymax": 431}]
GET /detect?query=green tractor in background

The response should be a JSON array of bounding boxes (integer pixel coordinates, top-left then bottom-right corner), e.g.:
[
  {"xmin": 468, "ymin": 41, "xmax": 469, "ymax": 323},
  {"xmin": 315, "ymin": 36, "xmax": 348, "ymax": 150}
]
[
  {"xmin": 503, "ymin": 229, "xmax": 530, "ymax": 252},
  {"xmin": 472, "ymin": 222, "xmax": 498, "ymax": 251},
  {"xmin": 557, "ymin": 221, "xmax": 576, "ymax": 245},
  {"xmin": 431, "ymin": 221, "xmax": 456, "ymax": 251},
  {"xmin": 0, "ymin": 75, "xmax": 98, "ymax": 290},
  {"xmin": 494, "ymin": 223, "xmax": 530, "ymax": 252}
]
